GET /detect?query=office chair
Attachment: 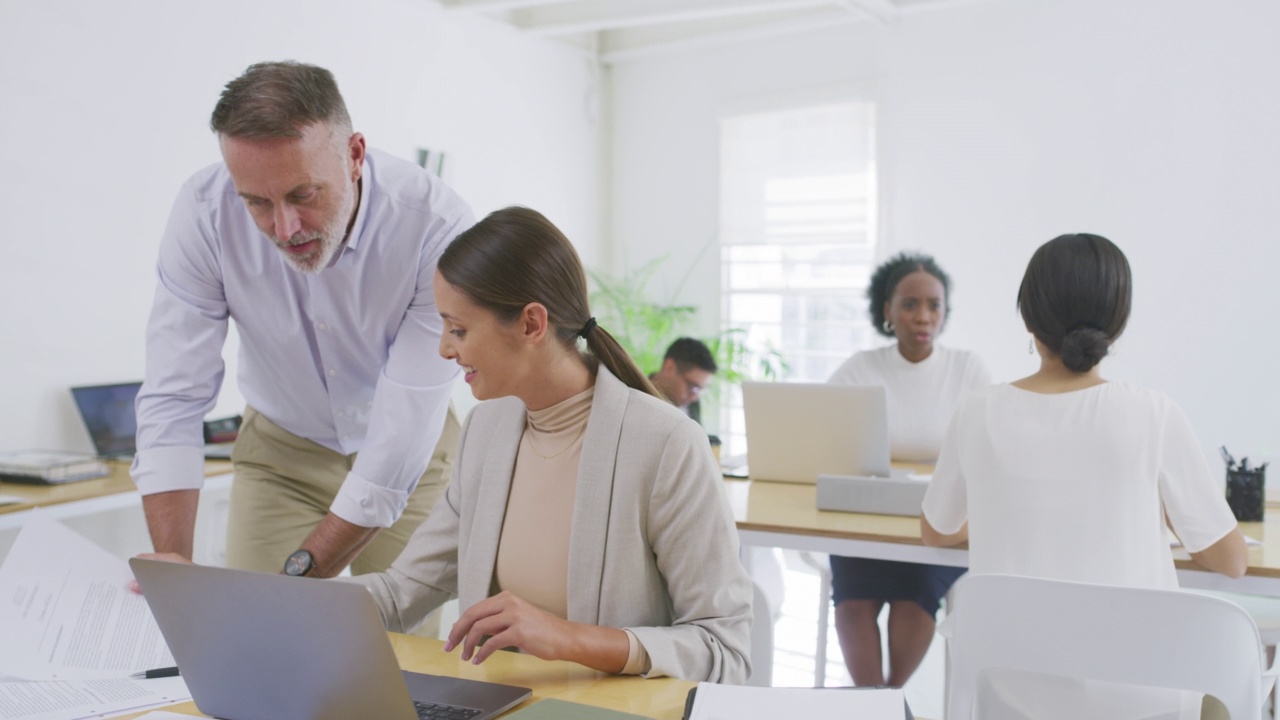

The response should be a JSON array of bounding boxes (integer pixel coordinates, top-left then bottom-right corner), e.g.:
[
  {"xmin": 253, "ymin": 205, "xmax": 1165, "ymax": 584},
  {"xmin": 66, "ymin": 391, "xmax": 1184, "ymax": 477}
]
[
  {"xmin": 945, "ymin": 574, "xmax": 1274, "ymax": 720},
  {"xmin": 747, "ymin": 581, "xmax": 775, "ymax": 687},
  {"xmin": 1196, "ymin": 590, "xmax": 1280, "ymax": 718}
]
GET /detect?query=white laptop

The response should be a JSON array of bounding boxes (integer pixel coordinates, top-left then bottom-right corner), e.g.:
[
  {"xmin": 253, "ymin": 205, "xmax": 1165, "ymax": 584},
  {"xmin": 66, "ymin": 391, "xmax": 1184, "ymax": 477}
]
[
  {"xmin": 741, "ymin": 382, "xmax": 893, "ymax": 484},
  {"xmin": 130, "ymin": 559, "xmax": 532, "ymax": 720}
]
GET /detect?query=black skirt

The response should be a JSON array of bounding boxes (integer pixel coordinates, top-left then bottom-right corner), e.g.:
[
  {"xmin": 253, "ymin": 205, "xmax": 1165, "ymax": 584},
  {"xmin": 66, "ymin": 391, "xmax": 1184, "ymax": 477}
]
[{"xmin": 829, "ymin": 555, "xmax": 966, "ymax": 616}]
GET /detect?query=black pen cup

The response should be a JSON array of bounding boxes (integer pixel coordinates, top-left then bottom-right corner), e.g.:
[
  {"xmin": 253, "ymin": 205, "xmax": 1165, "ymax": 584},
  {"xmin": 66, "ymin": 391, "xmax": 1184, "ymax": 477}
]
[{"xmin": 1226, "ymin": 468, "xmax": 1266, "ymax": 522}]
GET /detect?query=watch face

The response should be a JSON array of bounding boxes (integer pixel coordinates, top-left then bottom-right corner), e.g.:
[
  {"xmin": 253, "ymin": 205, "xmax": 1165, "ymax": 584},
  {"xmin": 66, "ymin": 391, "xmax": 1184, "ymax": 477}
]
[{"xmin": 284, "ymin": 550, "xmax": 313, "ymax": 576}]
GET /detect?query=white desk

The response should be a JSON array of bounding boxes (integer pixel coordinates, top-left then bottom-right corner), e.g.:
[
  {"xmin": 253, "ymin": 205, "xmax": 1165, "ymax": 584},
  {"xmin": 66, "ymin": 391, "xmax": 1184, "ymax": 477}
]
[{"xmin": 0, "ymin": 460, "xmax": 234, "ymax": 565}]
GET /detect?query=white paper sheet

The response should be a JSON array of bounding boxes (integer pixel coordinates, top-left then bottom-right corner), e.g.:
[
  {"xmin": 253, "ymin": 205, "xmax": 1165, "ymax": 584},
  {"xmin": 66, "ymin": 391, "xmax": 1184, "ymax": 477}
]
[
  {"xmin": 687, "ymin": 682, "xmax": 906, "ymax": 720},
  {"xmin": 129, "ymin": 712, "xmax": 209, "ymax": 720},
  {"xmin": 0, "ymin": 496, "xmax": 24, "ymax": 506},
  {"xmin": 0, "ymin": 676, "xmax": 189, "ymax": 720},
  {"xmin": 0, "ymin": 513, "xmax": 175, "ymax": 681}
]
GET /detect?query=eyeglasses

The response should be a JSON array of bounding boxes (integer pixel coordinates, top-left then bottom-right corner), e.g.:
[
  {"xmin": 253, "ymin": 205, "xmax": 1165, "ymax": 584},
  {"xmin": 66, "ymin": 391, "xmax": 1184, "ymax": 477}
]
[{"xmin": 681, "ymin": 372, "xmax": 709, "ymax": 396}]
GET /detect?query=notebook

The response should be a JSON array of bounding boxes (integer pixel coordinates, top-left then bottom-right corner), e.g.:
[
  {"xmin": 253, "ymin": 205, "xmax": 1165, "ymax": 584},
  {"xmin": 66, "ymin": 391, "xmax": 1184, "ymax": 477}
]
[
  {"xmin": 741, "ymin": 382, "xmax": 893, "ymax": 484},
  {"xmin": 70, "ymin": 382, "xmax": 235, "ymax": 460},
  {"xmin": 130, "ymin": 559, "xmax": 532, "ymax": 720}
]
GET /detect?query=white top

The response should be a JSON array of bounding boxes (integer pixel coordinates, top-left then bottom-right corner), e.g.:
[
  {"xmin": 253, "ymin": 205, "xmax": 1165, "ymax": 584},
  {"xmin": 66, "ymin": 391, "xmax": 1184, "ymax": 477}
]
[
  {"xmin": 131, "ymin": 149, "xmax": 474, "ymax": 528},
  {"xmin": 922, "ymin": 382, "xmax": 1239, "ymax": 589},
  {"xmin": 828, "ymin": 344, "xmax": 991, "ymax": 462}
]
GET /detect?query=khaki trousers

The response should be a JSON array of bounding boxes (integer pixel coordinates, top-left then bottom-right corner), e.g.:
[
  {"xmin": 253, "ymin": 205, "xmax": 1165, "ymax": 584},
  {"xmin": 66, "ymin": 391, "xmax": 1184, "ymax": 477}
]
[{"xmin": 224, "ymin": 405, "xmax": 459, "ymax": 634}]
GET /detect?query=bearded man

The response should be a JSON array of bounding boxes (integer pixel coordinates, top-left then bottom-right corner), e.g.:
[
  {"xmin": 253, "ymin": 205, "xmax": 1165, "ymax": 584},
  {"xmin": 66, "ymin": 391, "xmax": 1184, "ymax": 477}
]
[{"xmin": 132, "ymin": 61, "xmax": 471, "ymax": 584}]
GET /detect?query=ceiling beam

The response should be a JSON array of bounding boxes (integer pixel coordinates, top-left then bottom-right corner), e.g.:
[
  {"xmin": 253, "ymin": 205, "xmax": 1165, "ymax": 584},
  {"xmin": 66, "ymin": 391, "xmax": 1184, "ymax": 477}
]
[
  {"xmin": 600, "ymin": 6, "xmax": 863, "ymax": 64},
  {"xmin": 511, "ymin": 0, "xmax": 840, "ymax": 37},
  {"xmin": 836, "ymin": 0, "xmax": 899, "ymax": 25},
  {"xmin": 439, "ymin": 0, "xmax": 572, "ymax": 12}
]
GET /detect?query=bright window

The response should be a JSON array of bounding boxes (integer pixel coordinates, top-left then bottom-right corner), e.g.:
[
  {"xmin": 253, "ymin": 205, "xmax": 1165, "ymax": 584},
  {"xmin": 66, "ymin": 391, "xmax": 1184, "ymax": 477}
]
[{"xmin": 719, "ymin": 101, "xmax": 879, "ymax": 457}]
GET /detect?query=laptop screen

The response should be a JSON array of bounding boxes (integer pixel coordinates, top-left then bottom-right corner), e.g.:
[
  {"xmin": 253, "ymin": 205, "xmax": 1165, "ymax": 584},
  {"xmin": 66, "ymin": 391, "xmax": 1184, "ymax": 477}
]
[{"xmin": 70, "ymin": 382, "xmax": 142, "ymax": 457}]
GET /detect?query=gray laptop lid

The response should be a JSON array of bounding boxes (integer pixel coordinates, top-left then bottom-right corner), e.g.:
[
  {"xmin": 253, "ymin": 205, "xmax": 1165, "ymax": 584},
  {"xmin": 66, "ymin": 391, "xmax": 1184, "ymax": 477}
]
[
  {"xmin": 130, "ymin": 559, "xmax": 530, "ymax": 720},
  {"xmin": 742, "ymin": 382, "xmax": 891, "ymax": 483}
]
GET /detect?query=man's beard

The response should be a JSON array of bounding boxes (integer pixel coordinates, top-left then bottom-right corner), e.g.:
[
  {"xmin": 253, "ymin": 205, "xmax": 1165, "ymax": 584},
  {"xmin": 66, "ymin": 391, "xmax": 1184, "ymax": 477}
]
[{"xmin": 270, "ymin": 181, "xmax": 355, "ymax": 274}]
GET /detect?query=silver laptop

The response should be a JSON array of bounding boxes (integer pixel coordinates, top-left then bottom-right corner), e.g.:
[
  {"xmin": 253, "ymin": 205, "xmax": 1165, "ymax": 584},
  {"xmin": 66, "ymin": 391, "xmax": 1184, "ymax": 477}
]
[
  {"xmin": 741, "ymin": 382, "xmax": 893, "ymax": 484},
  {"xmin": 70, "ymin": 382, "xmax": 235, "ymax": 460},
  {"xmin": 130, "ymin": 559, "xmax": 531, "ymax": 720}
]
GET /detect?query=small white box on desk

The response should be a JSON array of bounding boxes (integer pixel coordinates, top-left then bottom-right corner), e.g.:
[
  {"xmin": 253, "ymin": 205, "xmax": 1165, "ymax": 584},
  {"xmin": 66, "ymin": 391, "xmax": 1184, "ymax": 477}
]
[{"xmin": 816, "ymin": 472, "xmax": 929, "ymax": 517}]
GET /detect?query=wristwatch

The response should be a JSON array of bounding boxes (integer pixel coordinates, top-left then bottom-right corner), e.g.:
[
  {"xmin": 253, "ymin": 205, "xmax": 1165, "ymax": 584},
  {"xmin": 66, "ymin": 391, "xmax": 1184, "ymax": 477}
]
[{"xmin": 283, "ymin": 549, "xmax": 317, "ymax": 577}]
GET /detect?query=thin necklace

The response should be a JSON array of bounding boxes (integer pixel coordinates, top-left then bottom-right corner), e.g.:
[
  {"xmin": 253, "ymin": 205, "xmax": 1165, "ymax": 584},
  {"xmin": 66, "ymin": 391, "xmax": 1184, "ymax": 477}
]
[{"xmin": 524, "ymin": 420, "xmax": 587, "ymax": 461}]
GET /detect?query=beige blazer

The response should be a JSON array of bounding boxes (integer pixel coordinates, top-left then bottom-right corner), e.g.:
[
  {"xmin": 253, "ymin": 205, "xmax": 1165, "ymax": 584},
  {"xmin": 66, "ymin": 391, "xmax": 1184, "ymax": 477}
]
[{"xmin": 351, "ymin": 366, "xmax": 753, "ymax": 683}]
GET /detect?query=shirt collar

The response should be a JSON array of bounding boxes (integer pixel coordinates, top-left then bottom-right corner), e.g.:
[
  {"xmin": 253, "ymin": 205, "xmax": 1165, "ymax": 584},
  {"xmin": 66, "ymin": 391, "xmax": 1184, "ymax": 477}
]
[{"xmin": 340, "ymin": 155, "xmax": 372, "ymax": 256}]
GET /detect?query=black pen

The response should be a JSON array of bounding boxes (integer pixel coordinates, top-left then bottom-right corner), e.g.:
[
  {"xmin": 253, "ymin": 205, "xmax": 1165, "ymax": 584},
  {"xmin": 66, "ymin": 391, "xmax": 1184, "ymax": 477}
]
[{"xmin": 129, "ymin": 666, "xmax": 180, "ymax": 679}]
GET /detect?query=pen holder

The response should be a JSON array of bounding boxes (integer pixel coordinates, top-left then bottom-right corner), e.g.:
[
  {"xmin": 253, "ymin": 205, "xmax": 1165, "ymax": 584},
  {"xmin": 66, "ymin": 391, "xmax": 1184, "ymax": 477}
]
[{"xmin": 1226, "ymin": 468, "xmax": 1266, "ymax": 522}]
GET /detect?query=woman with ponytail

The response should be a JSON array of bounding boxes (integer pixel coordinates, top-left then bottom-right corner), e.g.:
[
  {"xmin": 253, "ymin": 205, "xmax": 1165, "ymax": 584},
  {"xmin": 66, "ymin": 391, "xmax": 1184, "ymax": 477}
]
[
  {"xmin": 351, "ymin": 207, "xmax": 752, "ymax": 683},
  {"xmin": 921, "ymin": 233, "xmax": 1246, "ymax": 587}
]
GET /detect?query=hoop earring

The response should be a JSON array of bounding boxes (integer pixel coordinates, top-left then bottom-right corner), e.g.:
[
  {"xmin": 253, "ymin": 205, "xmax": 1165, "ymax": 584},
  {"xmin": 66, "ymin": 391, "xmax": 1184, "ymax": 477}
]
[
  {"xmin": 1028, "ymin": 337, "xmax": 1035, "ymax": 355},
  {"xmin": 883, "ymin": 320, "xmax": 893, "ymax": 334}
]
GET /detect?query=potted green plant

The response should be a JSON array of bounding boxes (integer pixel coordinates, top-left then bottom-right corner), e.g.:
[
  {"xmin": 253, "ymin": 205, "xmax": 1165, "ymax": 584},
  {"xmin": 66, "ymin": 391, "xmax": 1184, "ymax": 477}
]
[{"xmin": 587, "ymin": 258, "xmax": 786, "ymax": 384}]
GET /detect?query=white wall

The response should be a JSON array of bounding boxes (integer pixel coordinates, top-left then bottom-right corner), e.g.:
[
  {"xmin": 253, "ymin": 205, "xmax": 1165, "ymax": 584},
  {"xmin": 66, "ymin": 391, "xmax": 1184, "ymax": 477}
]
[
  {"xmin": 609, "ymin": 0, "xmax": 1280, "ymax": 465},
  {"xmin": 0, "ymin": 0, "xmax": 602, "ymax": 450}
]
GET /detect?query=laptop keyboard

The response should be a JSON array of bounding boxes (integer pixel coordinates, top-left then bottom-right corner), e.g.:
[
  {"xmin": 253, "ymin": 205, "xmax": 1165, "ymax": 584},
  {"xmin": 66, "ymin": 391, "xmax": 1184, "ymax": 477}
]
[{"xmin": 413, "ymin": 700, "xmax": 483, "ymax": 719}]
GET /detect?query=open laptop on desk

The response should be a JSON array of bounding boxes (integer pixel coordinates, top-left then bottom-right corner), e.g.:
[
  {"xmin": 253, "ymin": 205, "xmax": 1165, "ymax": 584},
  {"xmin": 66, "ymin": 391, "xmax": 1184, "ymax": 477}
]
[
  {"xmin": 131, "ymin": 559, "xmax": 532, "ymax": 720},
  {"xmin": 742, "ymin": 382, "xmax": 927, "ymax": 516},
  {"xmin": 741, "ymin": 382, "xmax": 896, "ymax": 483},
  {"xmin": 70, "ymin": 381, "xmax": 236, "ymax": 460}
]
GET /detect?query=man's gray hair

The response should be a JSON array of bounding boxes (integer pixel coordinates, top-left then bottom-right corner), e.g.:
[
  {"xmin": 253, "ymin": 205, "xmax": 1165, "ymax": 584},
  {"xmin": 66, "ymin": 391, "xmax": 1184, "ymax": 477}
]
[{"xmin": 210, "ymin": 61, "xmax": 352, "ymax": 139}]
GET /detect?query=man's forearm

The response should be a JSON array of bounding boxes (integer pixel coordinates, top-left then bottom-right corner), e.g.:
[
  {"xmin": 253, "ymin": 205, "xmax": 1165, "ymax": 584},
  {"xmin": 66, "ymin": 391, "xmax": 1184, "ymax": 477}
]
[
  {"xmin": 141, "ymin": 489, "xmax": 200, "ymax": 560},
  {"xmin": 297, "ymin": 512, "xmax": 381, "ymax": 578}
]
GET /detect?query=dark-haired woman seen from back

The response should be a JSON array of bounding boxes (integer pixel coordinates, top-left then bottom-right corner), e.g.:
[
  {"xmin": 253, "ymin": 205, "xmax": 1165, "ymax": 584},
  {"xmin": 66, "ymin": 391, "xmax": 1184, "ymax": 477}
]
[
  {"xmin": 921, "ymin": 233, "xmax": 1246, "ymax": 585},
  {"xmin": 827, "ymin": 252, "xmax": 990, "ymax": 688},
  {"xmin": 351, "ymin": 207, "xmax": 752, "ymax": 683}
]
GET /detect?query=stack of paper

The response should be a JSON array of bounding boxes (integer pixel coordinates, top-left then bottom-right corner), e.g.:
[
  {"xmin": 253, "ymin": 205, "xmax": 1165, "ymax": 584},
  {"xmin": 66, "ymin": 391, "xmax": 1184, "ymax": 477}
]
[
  {"xmin": 0, "ymin": 513, "xmax": 192, "ymax": 720},
  {"xmin": 685, "ymin": 682, "xmax": 907, "ymax": 720},
  {"xmin": 0, "ymin": 451, "xmax": 108, "ymax": 484}
]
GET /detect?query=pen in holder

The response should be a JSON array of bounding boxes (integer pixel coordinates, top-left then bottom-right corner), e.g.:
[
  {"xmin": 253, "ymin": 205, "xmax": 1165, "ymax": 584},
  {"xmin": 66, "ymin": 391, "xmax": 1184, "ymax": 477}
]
[{"xmin": 1222, "ymin": 446, "xmax": 1267, "ymax": 522}]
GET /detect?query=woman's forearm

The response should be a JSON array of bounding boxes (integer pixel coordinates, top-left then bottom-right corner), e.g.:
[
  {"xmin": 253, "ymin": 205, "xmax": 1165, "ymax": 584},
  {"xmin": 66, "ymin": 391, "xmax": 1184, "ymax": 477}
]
[{"xmin": 559, "ymin": 622, "xmax": 631, "ymax": 674}]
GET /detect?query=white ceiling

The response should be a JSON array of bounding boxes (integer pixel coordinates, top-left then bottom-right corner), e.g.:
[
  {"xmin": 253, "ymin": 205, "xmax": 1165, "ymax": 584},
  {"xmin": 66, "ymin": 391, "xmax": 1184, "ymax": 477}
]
[{"xmin": 438, "ymin": 0, "xmax": 978, "ymax": 63}]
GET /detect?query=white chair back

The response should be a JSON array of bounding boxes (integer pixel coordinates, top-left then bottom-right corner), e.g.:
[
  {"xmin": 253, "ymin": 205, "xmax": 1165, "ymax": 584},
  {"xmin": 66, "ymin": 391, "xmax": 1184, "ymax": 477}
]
[
  {"xmin": 947, "ymin": 574, "xmax": 1264, "ymax": 720},
  {"xmin": 746, "ymin": 581, "xmax": 775, "ymax": 687}
]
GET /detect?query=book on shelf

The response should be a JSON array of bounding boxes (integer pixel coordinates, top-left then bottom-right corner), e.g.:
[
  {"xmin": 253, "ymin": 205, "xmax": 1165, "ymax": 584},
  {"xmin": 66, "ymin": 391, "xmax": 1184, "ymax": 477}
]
[{"xmin": 0, "ymin": 449, "xmax": 110, "ymax": 484}]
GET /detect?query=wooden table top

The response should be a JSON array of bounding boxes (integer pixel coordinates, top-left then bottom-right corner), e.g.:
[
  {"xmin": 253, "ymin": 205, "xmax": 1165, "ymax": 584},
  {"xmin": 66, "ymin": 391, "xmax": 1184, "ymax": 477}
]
[
  {"xmin": 724, "ymin": 471, "xmax": 1280, "ymax": 580},
  {"xmin": 117, "ymin": 635, "xmax": 694, "ymax": 719},
  {"xmin": 0, "ymin": 459, "xmax": 233, "ymax": 516}
]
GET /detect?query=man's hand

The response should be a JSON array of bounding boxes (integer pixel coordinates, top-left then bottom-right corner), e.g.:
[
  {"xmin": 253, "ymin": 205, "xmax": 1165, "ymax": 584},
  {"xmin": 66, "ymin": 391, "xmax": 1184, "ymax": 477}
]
[
  {"xmin": 129, "ymin": 551, "xmax": 194, "ymax": 594},
  {"xmin": 292, "ymin": 512, "xmax": 380, "ymax": 578}
]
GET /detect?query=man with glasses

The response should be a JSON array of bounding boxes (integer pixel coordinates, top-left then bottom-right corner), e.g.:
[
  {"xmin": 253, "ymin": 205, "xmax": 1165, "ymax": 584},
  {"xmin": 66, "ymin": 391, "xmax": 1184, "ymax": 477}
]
[{"xmin": 648, "ymin": 337, "xmax": 717, "ymax": 424}]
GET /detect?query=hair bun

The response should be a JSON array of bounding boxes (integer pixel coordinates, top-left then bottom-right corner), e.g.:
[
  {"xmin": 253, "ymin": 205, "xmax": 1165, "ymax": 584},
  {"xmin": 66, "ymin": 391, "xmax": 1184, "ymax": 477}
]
[{"xmin": 1060, "ymin": 326, "xmax": 1110, "ymax": 372}]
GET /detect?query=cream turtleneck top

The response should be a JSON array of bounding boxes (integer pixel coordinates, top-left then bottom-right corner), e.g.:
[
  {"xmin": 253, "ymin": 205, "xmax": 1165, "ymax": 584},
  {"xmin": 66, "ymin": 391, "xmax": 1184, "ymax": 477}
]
[{"xmin": 493, "ymin": 384, "xmax": 649, "ymax": 674}]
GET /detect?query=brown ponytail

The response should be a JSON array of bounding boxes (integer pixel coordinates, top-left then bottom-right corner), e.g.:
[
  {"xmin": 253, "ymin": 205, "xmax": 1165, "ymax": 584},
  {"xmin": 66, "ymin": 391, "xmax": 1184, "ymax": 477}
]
[{"xmin": 439, "ymin": 206, "xmax": 660, "ymax": 399}]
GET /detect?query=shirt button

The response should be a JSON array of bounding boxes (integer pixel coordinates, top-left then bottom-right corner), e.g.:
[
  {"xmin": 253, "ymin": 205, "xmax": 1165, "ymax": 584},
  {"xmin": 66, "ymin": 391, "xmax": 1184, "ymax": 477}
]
[
  {"xmin": 316, "ymin": 322, "xmax": 327, "ymax": 330},
  {"xmin": 328, "ymin": 368, "xmax": 337, "ymax": 376},
  {"xmin": 336, "ymin": 410, "xmax": 344, "ymax": 417}
]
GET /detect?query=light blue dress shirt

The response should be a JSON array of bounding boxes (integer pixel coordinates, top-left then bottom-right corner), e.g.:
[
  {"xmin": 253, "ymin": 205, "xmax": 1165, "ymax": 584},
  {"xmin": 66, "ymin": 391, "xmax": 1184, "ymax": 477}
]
[{"xmin": 131, "ymin": 148, "xmax": 473, "ymax": 528}]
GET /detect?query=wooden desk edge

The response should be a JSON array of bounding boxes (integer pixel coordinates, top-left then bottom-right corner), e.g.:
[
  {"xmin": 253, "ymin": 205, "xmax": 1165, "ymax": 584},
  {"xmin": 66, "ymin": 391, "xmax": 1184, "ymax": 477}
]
[{"xmin": 0, "ymin": 459, "xmax": 234, "ymax": 516}]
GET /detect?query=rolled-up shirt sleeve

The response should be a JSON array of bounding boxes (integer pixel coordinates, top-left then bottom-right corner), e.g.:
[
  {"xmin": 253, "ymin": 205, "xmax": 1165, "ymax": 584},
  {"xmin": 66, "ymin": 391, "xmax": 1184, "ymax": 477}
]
[
  {"xmin": 131, "ymin": 179, "xmax": 229, "ymax": 496},
  {"xmin": 330, "ymin": 210, "xmax": 467, "ymax": 528}
]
